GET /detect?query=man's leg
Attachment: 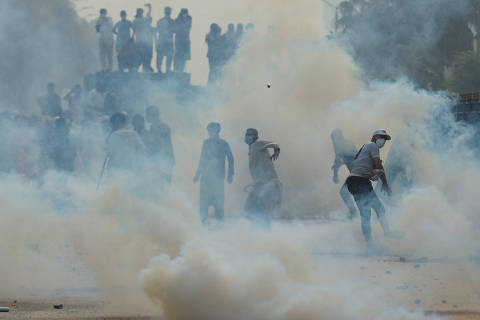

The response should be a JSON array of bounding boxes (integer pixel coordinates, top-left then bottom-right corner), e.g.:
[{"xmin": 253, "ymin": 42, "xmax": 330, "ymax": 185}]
[
  {"xmin": 166, "ymin": 54, "xmax": 173, "ymax": 73},
  {"xmin": 199, "ymin": 185, "xmax": 210, "ymax": 225},
  {"xmin": 353, "ymin": 193, "xmax": 372, "ymax": 243},
  {"xmin": 340, "ymin": 182, "xmax": 357, "ymax": 218},
  {"xmin": 99, "ymin": 41, "xmax": 106, "ymax": 70},
  {"xmin": 370, "ymin": 192, "xmax": 391, "ymax": 235},
  {"xmin": 156, "ymin": 52, "xmax": 162, "ymax": 73},
  {"xmin": 213, "ymin": 182, "xmax": 225, "ymax": 222},
  {"xmin": 107, "ymin": 44, "xmax": 113, "ymax": 71}
]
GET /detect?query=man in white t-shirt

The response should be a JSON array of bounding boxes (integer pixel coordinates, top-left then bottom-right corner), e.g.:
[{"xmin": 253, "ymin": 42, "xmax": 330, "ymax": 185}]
[{"xmin": 345, "ymin": 129, "xmax": 401, "ymax": 249}]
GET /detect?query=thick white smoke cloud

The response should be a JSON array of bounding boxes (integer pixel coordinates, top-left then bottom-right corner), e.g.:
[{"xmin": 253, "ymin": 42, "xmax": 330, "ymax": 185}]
[{"xmin": 0, "ymin": 0, "xmax": 479, "ymax": 319}]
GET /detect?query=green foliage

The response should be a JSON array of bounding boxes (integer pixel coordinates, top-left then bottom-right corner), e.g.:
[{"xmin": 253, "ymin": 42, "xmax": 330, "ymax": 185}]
[{"xmin": 446, "ymin": 52, "xmax": 480, "ymax": 93}]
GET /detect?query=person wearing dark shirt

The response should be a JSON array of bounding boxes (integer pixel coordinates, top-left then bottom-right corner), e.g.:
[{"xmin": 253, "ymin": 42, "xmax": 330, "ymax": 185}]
[
  {"xmin": 173, "ymin": 8, "xmax": 192, "ymax": 72},
  {"xmin": 50, "ymin": 117, "xmax": 76, "ymax": 172},
  {"xmin": 205, "ymin": 23, "xmax": 223, "ymax": 84},
  {"xmin": 38, "ymin": 82, "xmax": 62, "ymax": 118},
  {"xmin": 113, "ymin": 10, "xmax": 134, "ymax": 71},
  {"xmin": 156, "ymin": 7, "xmax": 175, "ymax": 73},
  {"xmin": 331, "ymin": 129, "xmax": 358, "ymax": 219},
  {"xmin": 194, "ymin": 122, "xmax": 234, "ymax": 225}
]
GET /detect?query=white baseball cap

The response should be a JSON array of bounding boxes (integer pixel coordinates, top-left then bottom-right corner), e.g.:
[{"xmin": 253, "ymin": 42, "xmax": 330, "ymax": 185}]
[{"xmin": 372, "ymin": 129, "xmax": 391, "ymax": 140}]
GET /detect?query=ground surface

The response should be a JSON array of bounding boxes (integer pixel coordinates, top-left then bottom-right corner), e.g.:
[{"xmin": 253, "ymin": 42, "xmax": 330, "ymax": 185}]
[
  {"xmin": 2, "ymin": 256, "xmax": 479, "ymax": 319},
  {"xmin": 2, "ymin": 220, "xmax": 479, "ymax": 319}
]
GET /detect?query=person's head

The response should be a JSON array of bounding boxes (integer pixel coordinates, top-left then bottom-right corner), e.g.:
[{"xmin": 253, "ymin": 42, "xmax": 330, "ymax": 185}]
[
  {"xmin": 164, "ymin": 6, "xmax": 172, "ymax": 17},
  {"xmin": 330, "ymin": 128, "xmax": 344, "ymax": 142},
  {"xmin": 146, "ymin": 105, "xmax": 159, "ymax": 123},
  {"xmin": 245, "ymin": 128, "xmax": 258, "ymax": 145},
  {"xmin": 228, "ymin": 23, "xmax": 235, "ymax": 33},
  {"xmin": 110, "ymin": 112, "xmax": 127, "ymax": 132},
  {"xmin": 207, "ymin": 122, "xmax": 221, "ymax": 138},
  {"xmin": 180, "ymin": 8, "xmax": 188, "ymax": 18},
  {"xmin": 120, "ymin": 10, "xmax": 127, "ymax": 19},
  {"xmin": 371, "ymin": 129, "xmax": 391, "ymax": 149},
  {"xmin": 237, "ymin": 23, "xmax": 244, "ymax": 33},
  {"xmin": 47, "ymin": 82, "xmax": 55, "ymax": 94},
  {"xmin": 136, "ymin": 8, "xmax": 144, "ymax": 18},
  {"xmin": 132, "ymin": 114, "xmax": 145, "ymax": 133},
  {"xmin": 100, "ymin": 8, "xmax": 107, "ymax": 16}
]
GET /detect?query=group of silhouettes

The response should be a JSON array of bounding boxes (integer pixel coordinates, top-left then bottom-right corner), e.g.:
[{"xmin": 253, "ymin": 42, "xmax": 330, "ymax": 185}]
[
  {"xmin": 95, "ymin": 5, "xmax": 254, "ymax": 83},
  {"xmin": 96, "ymin": 5, "xmax": 191, "ymax": 73}
]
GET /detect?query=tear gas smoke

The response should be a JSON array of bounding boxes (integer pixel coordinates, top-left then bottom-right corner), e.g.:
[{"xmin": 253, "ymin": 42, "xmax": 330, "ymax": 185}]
[{"xmin": 0, "ymin": 0, "xmax": 479, "ymax": 319}]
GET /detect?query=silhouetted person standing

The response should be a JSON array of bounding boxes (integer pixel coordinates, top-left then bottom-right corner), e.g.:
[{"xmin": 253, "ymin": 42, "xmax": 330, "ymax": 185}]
[
  {"xmin": 330, "ymin": 129, "xmax": 358, "ymax": 219},
  {"xmin": 113, "ymin": 10, "xmax": 134, "ymax": 71},
  {"xmin": 133, "ymin": 6, "xmax": 154, "ymax": 72},
  {"xmin": 244, "ymin": 128, "xmax": 282, "ymax": 229},
  {"xmin": 145, "ymin": 106, "xmax": 175, "ymax": 190},
  {"xmin": 236, "ymin": 23, "xmax": 244, "ymax": 47},
  {"xmin": 194, "ymin": 122, "xmax": 234, "ymax": 225},
  {"xmin": 205, "ymin": 23, "xmax": 223, "ymax": 84},
  {"xmin": 38, "ymin": 83, "xmax": 62, "ymax": 118},
  {"xmin": 132, "ymin": 113, "xmax": 147, "ymax": 143},
  {"xmin": 95, "ymin": 8, "xmax": 114, "ymax": 71},
  {"xmin": 223, "ymin": 23, "xmax": 237, "ymax": 61},
  {"xmin": 156, "ymin": 7, "xmax": 175, "ymax": 73},
  {"xmin": 174, "ymin": 8, "xmax": 192, "ymax": 72},
  {"xmin": 50, "ymin": 117, "xmax": 76, "ymax": 172}
]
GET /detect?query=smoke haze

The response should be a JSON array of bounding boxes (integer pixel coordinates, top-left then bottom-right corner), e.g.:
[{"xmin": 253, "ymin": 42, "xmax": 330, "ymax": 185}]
[{"xmin": 0, "ymin": 0, "xmax": 479, "ymax": 319}]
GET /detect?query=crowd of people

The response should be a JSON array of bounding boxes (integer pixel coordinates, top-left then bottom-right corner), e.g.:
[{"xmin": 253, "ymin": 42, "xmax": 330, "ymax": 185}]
[{"xmin": 96, "ymin": 5, "xmax": 253, "ymax": 84}]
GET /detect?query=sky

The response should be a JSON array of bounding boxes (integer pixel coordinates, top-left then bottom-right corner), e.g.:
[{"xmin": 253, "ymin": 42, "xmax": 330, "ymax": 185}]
[{"xmin": 72, "ymin": 0, "xmax": 337, "ymax": 85}]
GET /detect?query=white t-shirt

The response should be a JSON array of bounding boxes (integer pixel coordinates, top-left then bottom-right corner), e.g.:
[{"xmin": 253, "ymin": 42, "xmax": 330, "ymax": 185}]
[{"xmin": 349, "ymin": 142, "xmax": 380, "ymax": 179}]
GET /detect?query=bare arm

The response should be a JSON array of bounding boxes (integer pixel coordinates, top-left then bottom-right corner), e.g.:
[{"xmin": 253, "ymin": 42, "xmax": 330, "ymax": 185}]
[
  {"xmin": 263, "ymin": 142, "xmax": 280, "ymax": 161},
  {"xmin": 373, "ymin": 157, "xmax": 391, "ymax": 195}
]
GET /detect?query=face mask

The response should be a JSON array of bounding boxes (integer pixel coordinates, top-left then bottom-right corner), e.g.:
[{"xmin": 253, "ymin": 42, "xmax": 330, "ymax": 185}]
[
  {"xmin": 245, "ymin": 136, "xmax": 255, "ymax": 145},
  {"xmin": 376, "ymin": 138, "xmax": 386, "ymax": 149}
]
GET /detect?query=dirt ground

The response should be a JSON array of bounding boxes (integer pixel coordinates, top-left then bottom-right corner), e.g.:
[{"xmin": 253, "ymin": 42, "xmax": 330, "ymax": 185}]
[{"xmin": 2, "ymin": 256, "xmax": 479, "ymax": 319}]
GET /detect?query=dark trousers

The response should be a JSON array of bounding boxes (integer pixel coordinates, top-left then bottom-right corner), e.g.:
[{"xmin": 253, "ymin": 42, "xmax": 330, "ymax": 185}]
[
  {"xmin": 200, "ymin": 177, "xmax": 224, "ymax": 223},
  {"xmin": 137, "ymin": 43, "xmax": 153, "ymax": 72},
  {"xmin": 346, "ymin": 176, "xmax": 389, "ymax": 243},
  {"xmin": 340, "ymin": 181, "xmax": 357, "ymax": 218}
]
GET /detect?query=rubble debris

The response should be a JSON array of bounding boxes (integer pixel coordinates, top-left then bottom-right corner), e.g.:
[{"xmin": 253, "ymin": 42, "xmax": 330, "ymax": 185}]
[{"xmin": 53, "ymin": 304, "xmax": 64, "ymax": 310}]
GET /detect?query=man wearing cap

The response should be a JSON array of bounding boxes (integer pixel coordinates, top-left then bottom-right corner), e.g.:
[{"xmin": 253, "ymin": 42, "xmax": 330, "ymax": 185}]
[
  {"xmin": 194, "ymin": 122, "xmax": 234, "ymax": 225},
  {"xmin": 345, "ymin": 129, "xmax": 399, "ymax": 249},
  {"xmin": 244, "ymin": 128, "xmax": 282, "ymax": 228},
  {"xmin": 331, "ymin": 128, "xmax": 358, "ymax": 219}
]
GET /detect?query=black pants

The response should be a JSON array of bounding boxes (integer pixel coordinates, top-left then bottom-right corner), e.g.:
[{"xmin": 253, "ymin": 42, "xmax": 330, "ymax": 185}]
[{"xmin": 346, "ymin": 176, "xmax": 389, "ymax": 243}]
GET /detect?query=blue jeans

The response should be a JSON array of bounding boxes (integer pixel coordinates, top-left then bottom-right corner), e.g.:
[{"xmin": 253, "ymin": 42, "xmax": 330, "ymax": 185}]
[{"xmin": 346, "ymin": 176, "xmax": 390, "ymax": 243}]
